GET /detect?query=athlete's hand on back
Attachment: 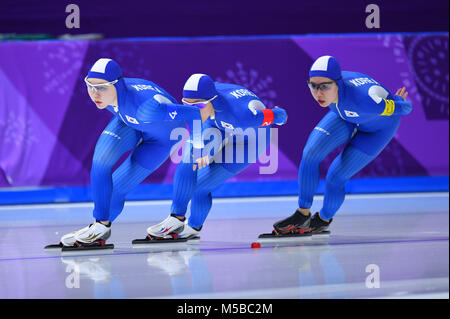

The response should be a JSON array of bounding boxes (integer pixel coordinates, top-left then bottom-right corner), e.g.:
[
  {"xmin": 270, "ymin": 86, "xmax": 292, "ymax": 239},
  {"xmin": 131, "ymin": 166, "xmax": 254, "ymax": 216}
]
[
  {"xmin": 394, "ymin": 86, "xmax": 412, "ymax": 115},
  {"xmin": 395, "ymin": 87, "xmax": 408, "ymax": 101},
  {"xmin": 193, "ymin": 155, "xmax": 210, "ymax": 171},
  {"xmin": 272, "ymin": 106, "xmax": 288, "ymax": 125}
]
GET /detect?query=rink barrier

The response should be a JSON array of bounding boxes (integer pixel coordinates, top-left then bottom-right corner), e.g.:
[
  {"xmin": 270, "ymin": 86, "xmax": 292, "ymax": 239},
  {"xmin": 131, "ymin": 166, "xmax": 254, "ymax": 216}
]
[{"xmin": 0, "ymin": 176, "xmax": 447, "ymax": 205}]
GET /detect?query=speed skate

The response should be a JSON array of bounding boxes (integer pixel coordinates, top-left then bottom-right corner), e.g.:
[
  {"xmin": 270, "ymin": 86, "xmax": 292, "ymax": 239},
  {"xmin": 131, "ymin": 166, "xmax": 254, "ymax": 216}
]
[
  {"xmin": 133, "ymin": 215, "xmax": 201, "ymax": 247},
  {"xmin": 257, "ymin": 222, "xmax": 331, "ymax": 244},
  {"xmin": 259, "ymin": 210, "xmax": 332, "ymax": 243},
  {"xmin": 44, "ymin": 241, "xmax": 114, "ymax": 252},
  {"xmin": 259, "ymin": 229, "xmax": 312, "ymax": 239},
  {"xmin": 257, "ymin": 228, "xmax": 312, "ymax": 243},
  {"xmin": 132, "ymin": 233, "xmax": 188, "ymax": 245},
  {"xmin": 258, "ymin": 228, "xmax": 331, "ymax": 239},
  {"xmin": 44, "ymin": 221, "xmax": 114, "ymax": 252}
]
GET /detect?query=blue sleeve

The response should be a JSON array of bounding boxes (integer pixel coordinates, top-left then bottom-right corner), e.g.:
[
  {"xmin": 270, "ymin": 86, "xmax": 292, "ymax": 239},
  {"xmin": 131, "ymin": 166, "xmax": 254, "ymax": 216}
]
[
  {"xmin": 235, "ymin": 105, "xmax": 287, "ymax": 127},
  {"xmin": 230, "ymin": 99, "xmax": 272, "ymax": 128},
  {"xmin": 358, "ymin": 85, "xmax": 413, "ymax": 116},
  {"xmin": 380, "ymin": 97, "xmax": 412, "ymax": 116},
  {"xmin": 363, "ymin": 97, "xmax": 412, "ymax": 116},
  {"xmin": 239, "ymin": 109, "xmax": 266, "ymax": 127},
  {"xmin": 135, "ymin": 99, "xmax": 202, "ymax": 123}
]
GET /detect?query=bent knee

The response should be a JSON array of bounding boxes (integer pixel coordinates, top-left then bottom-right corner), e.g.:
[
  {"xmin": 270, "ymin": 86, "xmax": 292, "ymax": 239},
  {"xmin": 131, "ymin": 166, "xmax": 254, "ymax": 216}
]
[
  {"xmin": 325, "ymin": 170, "xmax": 349, "ymax": 188},
  {"xmin": 302, "ymin": 145, "xmax": 324, "ymax": 163},
  {"xmin": 91, "ymin": 160, "xmax": 114, "ymax": 174}
]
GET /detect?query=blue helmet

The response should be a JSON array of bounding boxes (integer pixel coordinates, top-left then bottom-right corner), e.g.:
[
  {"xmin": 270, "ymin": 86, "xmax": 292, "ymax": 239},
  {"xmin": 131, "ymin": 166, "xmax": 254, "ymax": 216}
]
[
  {"xmin": 86, "ymin": 58, "xmax": 126, "ymax": 92},
  {"xmin": 309, "ymin": 56, "xmax": 342, "ymax": 81},
  {"xmin": 183, "ymin": 73, "xmax": 218, "ymax": 100}
]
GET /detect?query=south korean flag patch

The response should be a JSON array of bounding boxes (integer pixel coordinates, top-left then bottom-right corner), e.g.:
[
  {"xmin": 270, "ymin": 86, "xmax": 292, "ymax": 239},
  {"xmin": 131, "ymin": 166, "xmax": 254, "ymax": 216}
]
[
  {"xmin": 221, "ymin": 121, "xmax": 234, "ymax": 130},
  {"xmin": 344, "ymin": 110, "xmax": 359, "ymax": 117},
  {"xmin": 126, "ymin": 115, "xmax": 140, "ymax": 124}
]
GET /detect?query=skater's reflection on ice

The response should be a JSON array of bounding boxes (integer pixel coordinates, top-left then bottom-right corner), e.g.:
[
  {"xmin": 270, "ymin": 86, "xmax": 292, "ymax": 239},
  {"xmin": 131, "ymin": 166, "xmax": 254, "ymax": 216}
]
[
  {"xmin": 60, "ymin": 257, "xmax": 125, "ymax": 298},
  {"xmin": 146, "ymin": 247, "xmax": 213, "ymax": 295}
]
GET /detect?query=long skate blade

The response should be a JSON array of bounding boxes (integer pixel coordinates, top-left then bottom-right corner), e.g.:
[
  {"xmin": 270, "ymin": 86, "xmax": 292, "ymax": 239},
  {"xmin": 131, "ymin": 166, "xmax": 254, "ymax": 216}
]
[
  {"xmin": 44, "ymin": 243, "xmax": 64, "ymax": 250},
  {"xmin": 312, "ymin": 230, "xmax": 331, "ymax": 237},
  {"xmin": 132, "ymin": 237, "xmax": 188, "ymax": 244},
  {"xmin": 257, "ymin": 232, "xmax": 312, "ymax": 244},
  {"xmin": 131, "ymin": 237, "xmax": 187, "ymax": 245},
  {"xmin": 258, "ymin": 232, "xmax": 312, "ymax": 239},
  {"xmin": 186, "ymin": 236, "xmax": 200, "ymax": 244},
  {"xmin": 132, "ymin": 237, "xmax": 189, "ymax": 251},
  {"xmin": 62, "ymin": 244, "xmax": 114, "ymax": 252}
]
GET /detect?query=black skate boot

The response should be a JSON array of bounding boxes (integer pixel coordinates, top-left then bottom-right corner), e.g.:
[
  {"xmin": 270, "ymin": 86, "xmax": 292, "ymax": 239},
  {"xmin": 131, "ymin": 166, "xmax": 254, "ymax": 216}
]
[
  {"xmin": 272, "ymin": 209, "xmax": 312, "ymax": 235},
  {"xmin": 309, "ymin": 212, "xmax": 332, "ymax": 234}
]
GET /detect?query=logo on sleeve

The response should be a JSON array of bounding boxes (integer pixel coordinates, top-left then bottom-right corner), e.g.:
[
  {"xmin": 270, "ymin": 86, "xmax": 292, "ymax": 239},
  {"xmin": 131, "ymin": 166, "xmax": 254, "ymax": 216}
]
[
  {"xmin": 247, "ymin": 99, "xmax": 266, "ymax": 115},
  {"xmin": 344, "ymin": 110, "xmax": 360, "ymax": 117}
]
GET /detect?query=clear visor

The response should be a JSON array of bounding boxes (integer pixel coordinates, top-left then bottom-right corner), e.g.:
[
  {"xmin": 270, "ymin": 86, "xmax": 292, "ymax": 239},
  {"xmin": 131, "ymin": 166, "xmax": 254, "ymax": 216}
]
[
  {"xmin": 307, "ymin": 81, "xmax": 334, "ymax": 91},
  {"xmin": 182, "ymin": 95, "xmax": 217, "ymax": 108},
  {"xmin": 84, "ymin": 76, "xmax": 119, "ymax": 92}
]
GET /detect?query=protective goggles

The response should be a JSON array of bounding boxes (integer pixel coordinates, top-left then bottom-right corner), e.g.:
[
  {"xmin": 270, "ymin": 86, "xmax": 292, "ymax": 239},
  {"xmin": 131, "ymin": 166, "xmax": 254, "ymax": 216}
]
[
  {"xmin": 307, "ymin": 81, "xmax": 335, "ymax": 91},
  {"xmin": 84, "ymin": 76, "xmax": 120, "ymax": 92},
  {"xmin": 181, "ymin": 95, "xmax": 218, "ymax": 109}
]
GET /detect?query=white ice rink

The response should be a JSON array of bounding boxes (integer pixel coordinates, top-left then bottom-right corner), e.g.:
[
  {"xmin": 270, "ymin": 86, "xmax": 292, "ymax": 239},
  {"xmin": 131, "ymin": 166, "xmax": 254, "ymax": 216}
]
[{"xmin": 0, "ymin": 193, "xmax": 448, "ymax": 299}]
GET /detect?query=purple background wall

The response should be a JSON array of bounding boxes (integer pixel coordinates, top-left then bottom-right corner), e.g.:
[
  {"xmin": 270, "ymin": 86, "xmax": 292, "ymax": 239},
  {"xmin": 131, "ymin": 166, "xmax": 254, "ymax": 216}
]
[
  {"xmin": 0, "ymin": 0, "xmax": 448, "ymax": 38},
  {"xmin": 0, "ymin": 33, "xmax": 448, "ymax": 189}
]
